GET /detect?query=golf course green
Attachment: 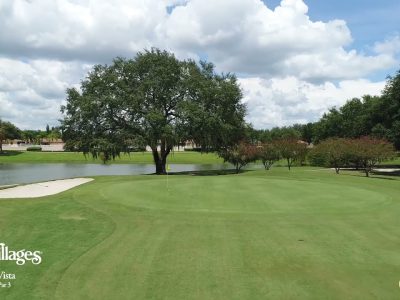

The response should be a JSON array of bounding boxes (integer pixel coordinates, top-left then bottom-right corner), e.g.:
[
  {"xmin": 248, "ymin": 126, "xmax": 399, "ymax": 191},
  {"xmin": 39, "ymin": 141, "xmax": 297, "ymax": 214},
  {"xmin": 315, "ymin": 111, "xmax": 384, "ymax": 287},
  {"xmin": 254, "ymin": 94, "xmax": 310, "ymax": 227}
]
[{"xmin": 0, "ymin": 167, "xmax": 399, "ymax": 299}]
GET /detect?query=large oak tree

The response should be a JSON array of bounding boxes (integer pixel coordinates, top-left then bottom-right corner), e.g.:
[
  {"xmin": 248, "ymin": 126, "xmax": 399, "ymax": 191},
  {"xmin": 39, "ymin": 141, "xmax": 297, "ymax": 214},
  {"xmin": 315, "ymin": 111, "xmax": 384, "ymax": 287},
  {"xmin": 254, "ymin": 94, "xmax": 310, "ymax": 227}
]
[{"xmin": 61, "ymin": 49, "xmax": 246, "ymax": 174}]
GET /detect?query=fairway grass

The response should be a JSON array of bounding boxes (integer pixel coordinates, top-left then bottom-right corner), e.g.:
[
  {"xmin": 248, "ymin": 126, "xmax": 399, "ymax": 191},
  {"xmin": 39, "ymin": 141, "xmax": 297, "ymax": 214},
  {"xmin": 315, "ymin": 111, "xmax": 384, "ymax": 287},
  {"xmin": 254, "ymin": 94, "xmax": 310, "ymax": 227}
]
[
  {"xmin": 0, "ymin": 151, "xmax": 223, "ymax": 164},
  {"xmin": 0, "ymin": 168, "xmax": 399, "ymax": 299}
]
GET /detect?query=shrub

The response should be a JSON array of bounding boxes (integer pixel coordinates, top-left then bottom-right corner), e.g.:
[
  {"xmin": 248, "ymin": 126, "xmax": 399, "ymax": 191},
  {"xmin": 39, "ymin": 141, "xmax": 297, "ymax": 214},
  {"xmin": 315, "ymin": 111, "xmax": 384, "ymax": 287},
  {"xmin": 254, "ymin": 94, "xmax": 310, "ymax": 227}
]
[
  {"xmin": 310, "ymin": 137, "xmax": 396, "ymax": 176},
  {"xmin": 309, "ymin": 138, "xmax": 351, "ymax": 173},
  {"xmin": 308, "ymin": 149, "xmax": 328, "ymax": 167},
  {"xmin": 258, "ymin": 142, "xmax": 280, "ymax": 170},
  {"xmin": 348, "ymin": 137, "xmax": 396, "ymax": 177},
  {"xmin": 274, "ymin": 138, "xmax": 308, "ymax": 170},
  {"xmin": 26, "ymin": 146, "xmax": 42, "ymax": 152},
  {"xmin": 218, "ymin": 142, "xmax": 259, "ymax": 173},
  {"xmin": 184, "ymin": 147, "xmax": 203, "ymax": 152}
]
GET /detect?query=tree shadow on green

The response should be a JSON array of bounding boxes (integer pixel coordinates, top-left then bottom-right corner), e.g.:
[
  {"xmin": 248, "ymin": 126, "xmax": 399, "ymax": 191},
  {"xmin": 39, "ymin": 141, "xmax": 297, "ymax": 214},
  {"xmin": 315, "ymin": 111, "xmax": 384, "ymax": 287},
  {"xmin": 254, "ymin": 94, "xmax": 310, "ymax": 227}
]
[
  {"xmin": 341, "ymin": 171, "xmax": 399, "ymax": 181},
  {"xmin": 0, "ymin": 150, "xmax": 24, "ymax": 156},
  {"xmin": 371, "ymin": 170, "xmax": 400, "ymax": 177},
  {"xmin": 150, "ymin": 169, "xmax": 252, "ymax": 176}
]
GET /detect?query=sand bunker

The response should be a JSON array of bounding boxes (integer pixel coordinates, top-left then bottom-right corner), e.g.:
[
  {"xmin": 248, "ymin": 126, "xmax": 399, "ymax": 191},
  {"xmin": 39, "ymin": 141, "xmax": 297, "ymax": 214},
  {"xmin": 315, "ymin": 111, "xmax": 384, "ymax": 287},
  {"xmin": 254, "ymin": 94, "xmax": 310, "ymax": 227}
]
[{"xmin": 0, "ymin": 178, "xmax": 94, "ymax": 199}]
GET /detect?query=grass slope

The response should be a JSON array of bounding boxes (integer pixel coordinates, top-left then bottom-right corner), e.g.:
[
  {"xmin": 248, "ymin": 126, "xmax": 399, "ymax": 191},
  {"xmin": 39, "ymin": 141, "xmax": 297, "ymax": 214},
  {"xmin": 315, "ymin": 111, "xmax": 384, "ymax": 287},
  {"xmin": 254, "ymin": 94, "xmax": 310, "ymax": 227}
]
[
  {"xmin": 0, "ymin": 168, "xmax": 399, "ymax": 299},
  {"xmin": 0, "ymin": 151, "xmax": 223, "ymax": 164}
]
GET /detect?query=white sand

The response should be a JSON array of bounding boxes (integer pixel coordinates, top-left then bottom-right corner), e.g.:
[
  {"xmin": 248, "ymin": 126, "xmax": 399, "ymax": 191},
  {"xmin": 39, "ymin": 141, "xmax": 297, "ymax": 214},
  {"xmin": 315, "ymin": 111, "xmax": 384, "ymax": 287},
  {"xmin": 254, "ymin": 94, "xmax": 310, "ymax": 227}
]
[
  {"xmin": 0, "ymin": 178, "xmax": 94, "ymax": 199},
  {"xmin": 329, "ymin": 168, "xmax": 400, "ymax": 172},
  {"xmin": 373, "ymin": 168, "xmax": 400, "ymax": 172}
]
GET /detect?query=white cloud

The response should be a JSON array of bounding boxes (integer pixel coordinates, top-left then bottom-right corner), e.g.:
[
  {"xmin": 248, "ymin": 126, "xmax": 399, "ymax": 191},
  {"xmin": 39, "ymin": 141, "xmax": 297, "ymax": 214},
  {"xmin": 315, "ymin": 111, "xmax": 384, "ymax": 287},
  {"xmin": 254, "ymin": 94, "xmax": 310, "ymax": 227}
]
[
  {"xmin": 0, "ymin": 58, "xmax": 91, "ymax": 129},
  {"xmin": 163, "ymin": 0, "xmax": 397, "ymax": 80},
  {"xmin": 0, "ymin": 0, "xmax": 397, "ymax": 80},
  {"xmin": 373, "ymin": 35, "xmax": 400, "ymax": 56},
  {"xmin": 239, "ymin": 77, "xmax": 385, "ymax": 128},
  {"xmin": 0, "ymin": 0, "xmax": 398, "ymax": 129}
]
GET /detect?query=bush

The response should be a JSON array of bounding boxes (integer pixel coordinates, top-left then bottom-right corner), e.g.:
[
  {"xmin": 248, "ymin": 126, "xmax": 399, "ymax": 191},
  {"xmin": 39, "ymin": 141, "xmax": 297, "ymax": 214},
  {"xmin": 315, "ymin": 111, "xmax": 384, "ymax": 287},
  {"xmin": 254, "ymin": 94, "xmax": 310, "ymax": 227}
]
[
  {"xmin": 218, "ymin": 142, "xmax": 259, "ymax": 173},
  {"xmin": 128, "ymin": 146, "xmax": 146, "ymax": 152},
  {"xmin": 308, "ymin": 149, "xmax": 329, "ymax": 167},
  {"xmin": 26, "ymin": 146, "xmax": 42, "ymax": 152},
  {"xmin": 184, "ymin": 147, "xmax": 202, "ymax": 152},
  {"xmin": 274, "ymin": 138, "xmax": 308, "ymax": 170},
  {"xmin": 258, "ymin": 142, "xmax": 280, "ymax": 170}
]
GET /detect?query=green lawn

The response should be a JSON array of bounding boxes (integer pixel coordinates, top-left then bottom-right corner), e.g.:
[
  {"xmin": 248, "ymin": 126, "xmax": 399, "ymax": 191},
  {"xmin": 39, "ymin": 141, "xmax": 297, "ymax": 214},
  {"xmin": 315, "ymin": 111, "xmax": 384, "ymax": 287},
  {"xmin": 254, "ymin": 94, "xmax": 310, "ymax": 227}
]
[
  {"xmin": 0, "ymin": 168, "xmax": 399, "ymax": 299},
  {"xmin": 380, "ymin": 156, "xmax": 400, "ymax": 165},
  {"xmin": 0, "ymin": 151, "xmax": 223, "ymax": 164}
]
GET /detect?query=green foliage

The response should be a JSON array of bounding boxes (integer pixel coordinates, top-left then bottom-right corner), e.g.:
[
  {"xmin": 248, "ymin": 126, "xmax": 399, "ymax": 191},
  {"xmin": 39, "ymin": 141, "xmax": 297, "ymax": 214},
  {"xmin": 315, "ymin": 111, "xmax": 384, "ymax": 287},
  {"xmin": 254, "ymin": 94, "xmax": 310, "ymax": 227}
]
[
  {"xmin": 312, "ymin": 69, "xmax": 400, "ymax": 148},
  {"xmin": 307, "ymin": 149, "xmax": 328, "ymax": 167},
  {"xmin": 347, "ymin": 137, "xmax": 396, "ymax": 177},
  {"xmin": 62, "ymin": 48, "xmax": 246, "ymax": 174},
  {"xmin": 0, "ymin": 119, "xmax": 21, "ymax": 153},
  {"xmin": 218, "ymin": 142, "xmax": 258, "ymax": 173},
  {"xmin": 258, "ymin": 142, "xmax": 280, "ymax": 170},
  {"xmin": 309, "ymin": 138, "xmax": 351, "ymax": 173},
  {"xmin": 311, "ymin": 137, "xmax": 396, "ymax": 176},
  {"xmin": 371, "ymin": 123, "xmax": 389, "ymax": 139},
  {"xmin": 20, "ymin": 127, "xmax": 62, "ymax": 145},
  {"xmin": 26, "ymin": 146, "xmax": 42, "ymax": 152},
  {"xmin": 254, "ymin": 126, "xmax": 301, "ymax": 143},
  {"xmin": 183, "ymin": 147, "xmax": 203, "ymax": 152},
  {"xmin": 274, "ymin": 138, "xmax": 308, "ymax": 170}
]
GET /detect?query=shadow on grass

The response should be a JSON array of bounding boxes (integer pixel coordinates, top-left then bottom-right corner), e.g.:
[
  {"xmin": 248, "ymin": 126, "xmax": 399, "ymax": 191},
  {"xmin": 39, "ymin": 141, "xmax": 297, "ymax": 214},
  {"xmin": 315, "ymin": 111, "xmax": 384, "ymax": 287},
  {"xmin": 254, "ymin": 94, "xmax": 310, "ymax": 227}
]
[
  {"xmin": 340, "ymin": 170, "xmax": 399, "ymax": 181},
  {"xmin": 376, "ymin": 164, "xmax": 400, "ymax": 168},
  {"xmin": 0, "ymin": 150, "xmax": 24, "ymax": 157},
  {"xmin": 371, "ymin": 170, "xmax": 400, "ymax": 177},
  {"xmin": 148, "ymin": 169, "xmax": 252, "ymax": 176}
]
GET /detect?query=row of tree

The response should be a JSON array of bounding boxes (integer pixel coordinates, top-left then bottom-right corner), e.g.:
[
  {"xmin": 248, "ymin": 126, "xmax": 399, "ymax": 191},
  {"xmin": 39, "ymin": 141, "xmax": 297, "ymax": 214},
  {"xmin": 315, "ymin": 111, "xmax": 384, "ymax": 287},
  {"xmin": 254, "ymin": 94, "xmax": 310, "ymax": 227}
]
[
  {"xmin": 0, "ymin": 119, "xmax": 20, "ymax": 153},
  {"xmin": 21, "ymin": 126, "xmax": 62, "ymax": 145},
  {"xmin": 247, "ymin": 70, "xmax": 400, "ymax": 149},
  {"xmin": 0, "ymin": 119, "xmax": 63, "ymax": 153},
  {"xmin": 220, "ymin": 137, "xmax": 395, "ymax": 177},
  {"xmin": 309, "ymin": 137, "xmax": 395, "ymax": 177},
  {"xmin": 219, "ymin": 139, "xmax": 308, "ymax": 173}
]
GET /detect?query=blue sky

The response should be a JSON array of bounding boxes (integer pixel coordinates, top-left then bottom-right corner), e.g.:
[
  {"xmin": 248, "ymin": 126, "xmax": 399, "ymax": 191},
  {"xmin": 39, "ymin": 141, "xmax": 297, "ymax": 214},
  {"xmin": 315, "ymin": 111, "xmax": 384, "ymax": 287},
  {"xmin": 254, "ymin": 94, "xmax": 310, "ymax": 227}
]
[
  {"xmin": 264, "ymin": 0, "xmax": 400, "ymax": 79},
  {"xmin": 265, "ymin": 0, "xmax": 399, "ymax": 44},
  {"xmin": 0, "ymin": 0, "xmax": 399, "ymax": 129}
]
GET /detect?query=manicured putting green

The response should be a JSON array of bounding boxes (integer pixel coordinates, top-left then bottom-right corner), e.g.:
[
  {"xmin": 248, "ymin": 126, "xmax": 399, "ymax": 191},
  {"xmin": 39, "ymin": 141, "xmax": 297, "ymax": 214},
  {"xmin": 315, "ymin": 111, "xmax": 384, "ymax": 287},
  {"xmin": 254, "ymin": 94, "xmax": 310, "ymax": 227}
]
[{"xmin": 0, "ymin": 168, "xmax": 399, "ymax": 299}]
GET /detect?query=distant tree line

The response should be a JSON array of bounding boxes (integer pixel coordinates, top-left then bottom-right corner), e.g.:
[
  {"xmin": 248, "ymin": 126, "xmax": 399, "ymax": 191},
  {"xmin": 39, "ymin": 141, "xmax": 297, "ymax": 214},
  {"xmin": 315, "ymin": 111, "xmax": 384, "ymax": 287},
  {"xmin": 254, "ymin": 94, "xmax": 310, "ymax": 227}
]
[
  {"xmin": 22, "ymin": 126, "xmax": 62, "ymax": 144},
  {"xmin": 221, "ymin": 136, "xmax": 395, "ymax": 176},
  {"xmin": 309, "ymin": 137, "xmax": 395, "ymax": 177},
  {"xmin": 0, "ymin": 119, "xmax": 20, "ymax": 153},
  {"xmin": 219, "ymin": 138, "xmax": 308, "ymax": 173},
  {"xmin": 248, "ymin": 69, "xmax": 400, "ymax": 149},
  {"xmin": 0, "ymin": 119, "xmax": 62, "ymax": 153}
]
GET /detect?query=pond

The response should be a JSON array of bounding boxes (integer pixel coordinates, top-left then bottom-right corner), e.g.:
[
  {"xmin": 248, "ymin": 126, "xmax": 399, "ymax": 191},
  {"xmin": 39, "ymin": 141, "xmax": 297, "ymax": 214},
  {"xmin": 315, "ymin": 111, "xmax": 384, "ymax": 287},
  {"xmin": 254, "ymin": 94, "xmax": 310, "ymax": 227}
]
[{"xmin": 0, "ymin": 163, "xmax": 231, "ymax": 185}]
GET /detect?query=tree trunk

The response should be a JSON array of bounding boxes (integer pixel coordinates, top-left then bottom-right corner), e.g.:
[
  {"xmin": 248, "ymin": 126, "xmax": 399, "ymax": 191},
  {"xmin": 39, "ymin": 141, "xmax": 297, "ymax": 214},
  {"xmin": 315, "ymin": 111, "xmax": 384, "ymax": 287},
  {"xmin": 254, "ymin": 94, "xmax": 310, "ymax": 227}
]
[
  {"xmin": 235, "ymin": 163, "xmax": 240, "ymax": 173},
  {"xmin": 287, "ymin": 158, "xmax": 291, "ymax": 170},
  {"xmin": 334, "ymin": 165, "xmax": 340, "ymax": 174},
  {"xmin": 152, "ymin": 148, "xmax": 165, "ymax": 175},
  {"xmin": 151, "ymin": 140, "xmax": 171, "ymax": 175}
]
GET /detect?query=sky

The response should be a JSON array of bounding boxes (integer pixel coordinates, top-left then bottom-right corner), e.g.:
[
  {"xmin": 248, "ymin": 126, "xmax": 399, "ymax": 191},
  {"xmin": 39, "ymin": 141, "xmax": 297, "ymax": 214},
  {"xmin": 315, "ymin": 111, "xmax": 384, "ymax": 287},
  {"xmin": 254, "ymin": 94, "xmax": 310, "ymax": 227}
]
[{"xmin": 0, "ymin": 0, "xmax": 399, "ymax": 130}]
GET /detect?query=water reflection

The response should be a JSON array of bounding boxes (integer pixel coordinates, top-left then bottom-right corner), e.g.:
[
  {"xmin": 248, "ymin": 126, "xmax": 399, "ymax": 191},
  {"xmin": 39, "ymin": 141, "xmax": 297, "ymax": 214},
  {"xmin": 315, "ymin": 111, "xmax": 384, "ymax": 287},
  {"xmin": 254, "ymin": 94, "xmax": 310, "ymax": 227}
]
[{"xmin": 0, "ymin": 163, "xmax": 230, "ymax": 185}]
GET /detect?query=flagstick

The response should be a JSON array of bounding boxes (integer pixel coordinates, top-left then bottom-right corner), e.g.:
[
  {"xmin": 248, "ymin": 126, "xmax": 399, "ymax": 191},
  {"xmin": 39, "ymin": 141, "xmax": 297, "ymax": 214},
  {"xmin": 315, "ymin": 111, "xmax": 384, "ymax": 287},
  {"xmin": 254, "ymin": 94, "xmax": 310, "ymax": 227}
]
[{"xmin": 166, "ymin": 164, "xmax": 169, "ymax": 192}]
